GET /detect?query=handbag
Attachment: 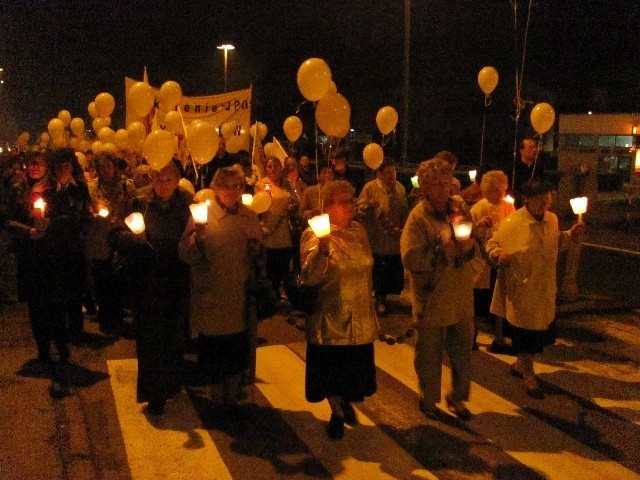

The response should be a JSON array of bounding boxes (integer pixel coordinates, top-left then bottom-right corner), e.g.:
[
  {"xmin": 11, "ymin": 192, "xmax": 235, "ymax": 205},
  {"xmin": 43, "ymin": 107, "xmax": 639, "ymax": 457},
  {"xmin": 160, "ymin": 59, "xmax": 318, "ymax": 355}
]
[{"xmin": 284, "ymin": 273, "xmax": 319, "ymax": 315}]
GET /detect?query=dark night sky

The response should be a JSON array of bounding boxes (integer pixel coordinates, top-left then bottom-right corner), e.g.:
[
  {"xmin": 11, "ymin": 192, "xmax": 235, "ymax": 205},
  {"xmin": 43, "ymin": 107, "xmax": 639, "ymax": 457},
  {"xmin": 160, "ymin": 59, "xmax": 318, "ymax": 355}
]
[{"xmin": 1, "ymin": 0, "xmax": 638, "ymax": 162}]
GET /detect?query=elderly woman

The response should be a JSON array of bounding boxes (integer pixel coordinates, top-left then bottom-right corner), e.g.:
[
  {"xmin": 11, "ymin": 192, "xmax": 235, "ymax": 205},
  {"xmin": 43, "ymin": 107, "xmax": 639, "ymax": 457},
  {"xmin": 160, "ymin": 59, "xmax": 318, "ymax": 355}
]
[
  {"xmin": 357, "ymin": 158, "xmax": 409, "ymax": 316},
  {"xmin": 6, "ymin": 149, "xmax": 92, "ymax": 396},
  {"xmin": 300, "ymin": 180, "xmax": 379, "ymax": 440},
  {"xmin": 401, "ymin": 158, "xmax": 480, "ymax": 420},
  {"xmin": 120, "ymin": 161, "xmax": 192, "ymax": 415},
  {"xmin": 179, "ymin": 166, "xmax": 262, "ymax": 405},
  {"xmin": 486, "ymin": 179, "xmax": 584, "ymax": 398},
  {"xmin": 470, "ymin": 170, "xmax": 516, "ymax": 352},
  {"xmin": 255, "ymin": 156, "xmax": 296, "ymax": 302},
  {"xmin": 86, "ymin": 151, "xmax": 136, "ymax": 336}
]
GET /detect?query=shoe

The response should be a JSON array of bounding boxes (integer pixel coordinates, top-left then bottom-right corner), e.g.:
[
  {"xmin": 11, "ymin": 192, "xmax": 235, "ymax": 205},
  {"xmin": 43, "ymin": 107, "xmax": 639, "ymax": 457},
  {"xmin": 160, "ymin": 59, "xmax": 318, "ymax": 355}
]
[
  {"xmin": 49, "ymin": 381, "xmax": 71, "ymax": 399},
  {"xmin": 341, "ymin": 400, "xmax": 357, "ymax": 425},
  {"xmin": 147, "ymin": 400, "xmax": 166, "ymax": 416},
  {"xmin": 326, "ymin": 414, "xmax": 345, "ymax": 439},
  {"xmin": 509, "ymin": 364, "xmax": 524, "ymax": 379},
  {"xmin": 445, "ymin": 394, "xmax": 472, "ymax": 420},
  {"xmin": 418, "ymin": 399, "xmax": 443, "ymax": 420}
]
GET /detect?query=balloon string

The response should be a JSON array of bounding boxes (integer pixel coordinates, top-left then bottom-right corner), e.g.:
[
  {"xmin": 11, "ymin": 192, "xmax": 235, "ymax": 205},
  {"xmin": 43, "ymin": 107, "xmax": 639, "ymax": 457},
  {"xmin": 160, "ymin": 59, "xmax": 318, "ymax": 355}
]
[
  {"xmin": 484, "ymin": 94, "xmax": 493, "ymax": 108},
  {"xmin": 176, "ymin": 106, "xmax": 198, "ymax": 184},
  {"xmin": 480, "ymin": 107, "xmax": 487, "ymax": 167},
  {"xmin": 530, "ymin": 134, "xmax": 543, "ymax": 179}
]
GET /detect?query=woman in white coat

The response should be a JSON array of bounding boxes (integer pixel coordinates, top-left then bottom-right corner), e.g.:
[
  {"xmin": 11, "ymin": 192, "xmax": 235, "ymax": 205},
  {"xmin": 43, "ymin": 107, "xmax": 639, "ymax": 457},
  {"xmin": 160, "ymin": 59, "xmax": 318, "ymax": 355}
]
[{"xmin": 486, "ymin": 179, "xmax": 584, "ymax": 398}]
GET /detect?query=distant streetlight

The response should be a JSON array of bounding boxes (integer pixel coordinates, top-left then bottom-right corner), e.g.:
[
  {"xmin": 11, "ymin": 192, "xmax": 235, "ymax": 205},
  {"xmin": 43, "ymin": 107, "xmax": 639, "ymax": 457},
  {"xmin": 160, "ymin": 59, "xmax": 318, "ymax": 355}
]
[{"xmin": 217, "ymin": 44, "xmax": 235, "ymax": 92}]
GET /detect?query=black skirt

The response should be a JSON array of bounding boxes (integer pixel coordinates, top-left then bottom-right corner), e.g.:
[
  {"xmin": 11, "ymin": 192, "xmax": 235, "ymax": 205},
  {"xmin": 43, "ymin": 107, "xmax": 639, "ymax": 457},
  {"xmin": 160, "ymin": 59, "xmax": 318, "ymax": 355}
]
[
  {"xmin": 505, "ymin": 320, "xmax": 555, "ymax": 355},
  {"xmin": 305, "ymin": 342, "xmax": 377, "ymax": 403},
  {"xmin": 197, "ymin": 331, "xmax": 249, "ymax": 383}
]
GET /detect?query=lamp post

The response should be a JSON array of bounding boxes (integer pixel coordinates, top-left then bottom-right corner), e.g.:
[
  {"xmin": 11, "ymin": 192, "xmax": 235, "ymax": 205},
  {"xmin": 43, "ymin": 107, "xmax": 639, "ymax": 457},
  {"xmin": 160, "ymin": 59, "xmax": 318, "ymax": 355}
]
[{"xmin": 216, "ymin": 44, "xmax": 235, "ymax": 92}]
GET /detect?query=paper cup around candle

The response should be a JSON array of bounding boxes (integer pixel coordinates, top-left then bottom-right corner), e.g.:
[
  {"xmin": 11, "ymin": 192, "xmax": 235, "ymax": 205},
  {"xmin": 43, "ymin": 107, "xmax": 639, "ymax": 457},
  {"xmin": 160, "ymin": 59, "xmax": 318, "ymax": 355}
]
[
  {"xmin": 189, "ymin": 202, "xmax": 209, "ymax": 224},
  {"xmin": 308, "ymin": 213, "xmax": 331, "ymax": 238},
  {"xmin": 411, "ymin": 175, "xmax": 419, "ymax": 189},
  {"xmin": 241, "ymin": 193, "xmax": 253, "ymax": 206},
  {"xmin": 452, "ymin": 220, "xmax": 473, "ymax": 241},
  {"xmin": 124, "ymin": 212, "xmax": 146, "ymax": 234},
  {"xmin": 570, "ymin": 196, "xmax": 588, "ymax": 223},
  {"xmin": 468, "ymin": 170, "xmax": 477, "ymax": 182},
  {"xmin": 569, "ymin": 197, "xmax": 588, "ymax": 215},
  {"xmin": 504, "ymin": 194, "xmax": 515, "ymax": 205},
  {"xmin": 98, "ymin": 207, "xmax": 109, "ymax": 218},
  {"xmin": 33, "ymin": 198, "xmax": 46, "ymax": 217}
]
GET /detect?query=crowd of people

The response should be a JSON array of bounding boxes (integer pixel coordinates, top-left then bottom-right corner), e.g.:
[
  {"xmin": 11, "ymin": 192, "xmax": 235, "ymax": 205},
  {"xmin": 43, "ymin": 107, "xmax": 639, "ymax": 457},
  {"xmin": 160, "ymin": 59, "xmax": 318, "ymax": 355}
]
[{"xmin": 0, "ymin": 136, "xmax": 583, "ymax": 439}]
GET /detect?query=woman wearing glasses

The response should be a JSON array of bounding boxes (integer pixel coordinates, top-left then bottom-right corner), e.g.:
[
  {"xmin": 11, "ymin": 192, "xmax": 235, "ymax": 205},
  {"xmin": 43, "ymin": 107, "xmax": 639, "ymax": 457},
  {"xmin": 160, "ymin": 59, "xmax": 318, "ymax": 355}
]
[
  {"xmin": 300, "ymin": 180, "xmax": 379, "ymax": 439},
  {"xmin": 180, "ymin": 166, "xmax": 262, "ymax": 406}
]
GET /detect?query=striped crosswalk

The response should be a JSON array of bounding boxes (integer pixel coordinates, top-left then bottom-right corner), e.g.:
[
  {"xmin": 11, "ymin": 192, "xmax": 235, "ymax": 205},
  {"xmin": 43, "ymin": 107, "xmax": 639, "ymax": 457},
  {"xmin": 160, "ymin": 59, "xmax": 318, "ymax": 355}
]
[{"xmin": 107, "ymin": 331, "xmax": 640, "ymax": 480}]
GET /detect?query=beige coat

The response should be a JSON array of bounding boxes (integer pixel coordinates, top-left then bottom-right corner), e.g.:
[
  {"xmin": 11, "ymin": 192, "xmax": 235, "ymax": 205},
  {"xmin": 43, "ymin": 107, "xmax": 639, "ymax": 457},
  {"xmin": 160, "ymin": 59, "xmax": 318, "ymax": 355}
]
[
  {"xmin": 179, "ymin": 201, "xmax": 262, "ymax": 336},
  {"xmin": 486, "ymin": 207, "xmax": 571, "ymax": 331},
  {"xmin": 357, "ymin": 178, "xmax": 409, "ymax": 255},
  {"xmin": 470, "ymin": 198, "xmax": 515, "ymax": 289},
  {"xmin": 300, "ymin": 221, "xmax": 379, "ymax": 346},
  {"xmin": 400, "ymin": 197, "xmax": 481, "ymax": 328}
]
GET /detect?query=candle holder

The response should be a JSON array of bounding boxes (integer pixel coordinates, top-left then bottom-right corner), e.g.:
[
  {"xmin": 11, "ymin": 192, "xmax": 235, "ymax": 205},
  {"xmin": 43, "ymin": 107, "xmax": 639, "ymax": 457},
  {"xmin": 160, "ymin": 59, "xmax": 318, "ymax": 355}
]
[
  {"xmin": 451, "ymin": 220, "xmax": 473, "ymax": 241},
  {"xmin": 570, "ymin": 196, "xmax": 588, "ymax": 223},
  {"xmin": 98, "ymin": 207, "xmax": 109, "ymax": 218},
  {"xmin": 410, "ymin": 175, "xmax": 419, "ymax": 189},
  {"xmin": 33, "ymin": 198, "xmax": 46, "ymax": 218},
  {"xmin": 468, "ymin": 170, "xmax": 477, "ymax": 182},
  {"xmin": 189, "ymin": 202, "xmax": 209, "ymax": 224},
  {"xmin": 241, "ymin": 193, "xmax": 253, "ymax": 206},
  {"xmin": 124, "ymin": 212, "xmax": 146, "ymax": 234},
  {"xmin": 308, "ymin": 213, "xmax": 331, "ymax": 238},
  {"xmin": 504, "ymin": 194, "xmax": 515, "ymax": 205}
]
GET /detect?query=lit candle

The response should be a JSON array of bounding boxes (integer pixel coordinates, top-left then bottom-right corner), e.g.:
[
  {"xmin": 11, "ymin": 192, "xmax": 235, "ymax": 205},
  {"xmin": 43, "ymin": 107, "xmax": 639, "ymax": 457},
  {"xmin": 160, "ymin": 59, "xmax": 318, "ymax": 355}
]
[
  {"xmin": 241, "ymin": 193, "xmax": 253, "ymax": 206},
  {"xmin": 33, "ymin": 198, "xmax": 46, "ymax": 217},
  {"xmin": 124, "ymin": 212, "xmax": 146, "ymax": 234},
  {"xmin": 504, "ymin": 194, "xmax": 515, "ymax": 205},
  {"xmin": 468, "ymin": 170, "xmax": 477, "ymax": 182},
  {"xmin": 451, "ymin": 220, "xmax": 473, "ymax": 241},
  {"xmin": 570, "ymin": 196, "xmax": 588, "ymax": 223},
  {"xmin": 189, "ymin": 202, "xmax": 209, "ymax": 224},
  {"xmin": 308, "ymin": 213, "xmax": 331, "ymax": 238},
  {"xmin": 411, "ymin": 175, "xmax": 419, "ymax": 189},
  {"xmin": 98, "ymin": 207, "xmax": 109, "ymax": 218}
]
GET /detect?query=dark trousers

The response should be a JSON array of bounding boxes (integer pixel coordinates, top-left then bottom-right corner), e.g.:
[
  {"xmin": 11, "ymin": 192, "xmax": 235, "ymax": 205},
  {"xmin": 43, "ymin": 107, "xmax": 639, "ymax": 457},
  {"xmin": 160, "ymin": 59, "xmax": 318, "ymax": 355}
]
[
  {"xmin": 266, "ymin": 247, "xmax": 292, "ymax": 297},
  {"xmin": 93, "ymin": 259, "xmax": 123, "ymax": 331},
  {"xmin": 27, "ymin": 300, "xmax": 69, "ymax": 361},
  {"xmin": 372, "ymin": 254, "xmax": 404, "ymax": 300}
]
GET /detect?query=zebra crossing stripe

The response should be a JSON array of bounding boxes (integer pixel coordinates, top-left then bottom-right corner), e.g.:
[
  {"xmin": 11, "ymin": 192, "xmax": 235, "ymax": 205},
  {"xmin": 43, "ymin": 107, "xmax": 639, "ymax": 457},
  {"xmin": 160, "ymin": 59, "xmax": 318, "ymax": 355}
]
[
  {"xmin": 107, "ymin": 359, "xmax": 232, "ymax": 480},
  {"xmin": 255, "ymin": 344, "xmax": 438, "ymax": 480},
  {"xmin": 373, "ymin": 342, "xmax": 640, "ymax": 480}
]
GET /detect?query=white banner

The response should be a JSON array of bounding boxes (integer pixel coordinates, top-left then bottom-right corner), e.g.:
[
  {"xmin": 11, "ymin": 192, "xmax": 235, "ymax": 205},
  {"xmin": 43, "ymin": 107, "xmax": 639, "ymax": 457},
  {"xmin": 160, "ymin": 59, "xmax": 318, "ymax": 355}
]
[{"xmin": 124, "ymin": 77, "xmax": 252, "ymax": 152}]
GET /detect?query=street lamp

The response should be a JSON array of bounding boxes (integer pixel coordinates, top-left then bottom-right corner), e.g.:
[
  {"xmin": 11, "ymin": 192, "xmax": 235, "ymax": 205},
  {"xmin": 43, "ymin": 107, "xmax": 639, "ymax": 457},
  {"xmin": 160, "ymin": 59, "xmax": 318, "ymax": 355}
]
[{"xmin": 217, "ymin": 44, "xmax": 235, "ymax": 93}]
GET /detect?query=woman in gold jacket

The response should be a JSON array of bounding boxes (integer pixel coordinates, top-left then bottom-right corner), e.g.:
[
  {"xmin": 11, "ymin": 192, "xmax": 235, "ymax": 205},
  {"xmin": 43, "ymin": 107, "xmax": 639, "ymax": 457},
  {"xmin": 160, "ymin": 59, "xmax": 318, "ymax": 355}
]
[{"xmin": 300, "ymin": 180, "xmax": 379, "ymax": 440}]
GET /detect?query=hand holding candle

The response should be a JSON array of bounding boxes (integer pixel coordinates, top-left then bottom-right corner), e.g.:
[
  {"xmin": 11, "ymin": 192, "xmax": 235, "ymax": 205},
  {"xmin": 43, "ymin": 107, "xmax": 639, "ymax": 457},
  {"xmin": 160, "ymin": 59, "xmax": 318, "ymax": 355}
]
[
  {"xmin": 189, "ymin": 202, "xmax": 208, "ymax": 224},
  {"xmin": 451, "ymin": 220, "xmax": 473, "ymax": 241},
  {"xmin": 33, "ymin": 198, "xmax": 46, "ymax": 218},
  {"xmin": 570, "ymin": 196, "xmax": 588, "ymax": 223},
  {"xmin": 241, "ymin": 193, "xmax": 253, "ymax": 206},
  {"xmin": 308, "ymin": 213, "xmax": 331, "ymax": 238},
  {"xmin": 124, "ymin": 212, "xmax": 146, "ymax": 234}
]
